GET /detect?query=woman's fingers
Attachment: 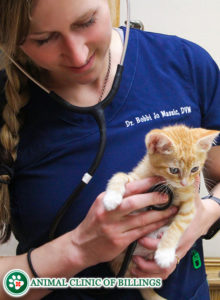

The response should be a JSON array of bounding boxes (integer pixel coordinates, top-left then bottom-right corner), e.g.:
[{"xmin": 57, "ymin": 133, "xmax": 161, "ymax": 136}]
[
  {"xmin": 124, "ymin": 177, "xmax": 164, "ymax": 198},
  {"xmin": 121, "ymin": 206, "xmax": 177, "ymax": 232},
  {"xmin": 138, "ymin": 236, "xmax": 159, "ymax": 251},
  {"xmin": 99, "ymin": 177, "xmax": 171, "ymax": 218},
  {"xmin": 119, "ymin": 192, "xmax": 169, "ymax": 215},
  {"xmin": 131, "ymin": 256, "xmax": 177, "ymax": 280},
  {"xmin": 132, "ymin": 257, "xmax": 163, "ymax": 274},
  {"xmin": 123, "ymin": 217, "xmax": 172, "ymax": 245}
]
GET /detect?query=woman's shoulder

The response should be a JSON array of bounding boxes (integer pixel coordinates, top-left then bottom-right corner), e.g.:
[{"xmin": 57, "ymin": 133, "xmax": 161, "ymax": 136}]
[
  {"xmin": 127, "ymin": 28, "xmax": 218, "ymax": 85},
  {"xmin": 131, "ymin": 28, "xmax": 201, "ymax": 53},
  {"xmin": 136, "ymin": 28, "xmax": 217, "ymax": 67}
]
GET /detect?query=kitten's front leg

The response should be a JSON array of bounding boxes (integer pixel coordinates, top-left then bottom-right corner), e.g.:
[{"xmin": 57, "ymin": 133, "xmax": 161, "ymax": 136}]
[
  {"xmin": 103, "ymin": 172, "xmax": 139, "ymax": 211},
  {"xmin": 155, "ymin": 195, "xmax": 195, "ymax": 268}
]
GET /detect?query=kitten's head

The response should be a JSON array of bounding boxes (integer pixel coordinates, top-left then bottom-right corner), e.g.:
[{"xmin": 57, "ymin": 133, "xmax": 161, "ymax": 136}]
[{"xmin": 145, "ymin": 125, "xmax": 219, "ymax": 188}]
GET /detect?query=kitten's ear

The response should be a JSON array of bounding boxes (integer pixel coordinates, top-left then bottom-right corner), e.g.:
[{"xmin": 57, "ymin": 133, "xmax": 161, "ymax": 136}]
[
  {"xmin": 145, "ymin": 131, "xmax": 174, "ymax": 154},
  {"xmin": 196, "ymin": 130, "xmax": 219, "ymax": 152}
]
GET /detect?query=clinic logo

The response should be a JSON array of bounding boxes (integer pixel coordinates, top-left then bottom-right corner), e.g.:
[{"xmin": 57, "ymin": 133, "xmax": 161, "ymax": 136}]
[{"xmin": 3, "ymin": 269, "xmax": 30, "ymax": 297}]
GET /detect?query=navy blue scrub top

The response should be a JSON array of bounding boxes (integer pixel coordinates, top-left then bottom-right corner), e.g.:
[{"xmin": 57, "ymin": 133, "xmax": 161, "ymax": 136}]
[{"xmin": 3, "ymin": 27, "xmax": 220, "ymax": 299}]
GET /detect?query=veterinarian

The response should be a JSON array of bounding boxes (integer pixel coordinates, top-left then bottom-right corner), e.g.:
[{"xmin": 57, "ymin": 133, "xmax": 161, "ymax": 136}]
[{"xmin": 0, "ymin": 1, "xmax": 219, "ymax": 299}]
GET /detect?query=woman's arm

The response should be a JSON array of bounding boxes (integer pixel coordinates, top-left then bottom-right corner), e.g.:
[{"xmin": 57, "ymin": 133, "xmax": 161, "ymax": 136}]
[
  {"xmin": 0, "ymin": 231, "xmax": 86, "ymax": 300},
  {"xmin": 203, "ymin": 145, "xmax": 220, "ymax": 194},
  {"xmin": 0, "ymin": 177, "xmax": 176, "ymax": 299},
  {"xmin": 202, "ymin": 145, "xmax": 220, "ymax": 238}
]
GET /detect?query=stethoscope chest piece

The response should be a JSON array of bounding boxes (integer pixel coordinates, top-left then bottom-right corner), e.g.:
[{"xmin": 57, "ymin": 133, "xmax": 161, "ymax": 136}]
[{"xmin": 146, "ymin": 182, "xmax": 174, "ymax": 211}]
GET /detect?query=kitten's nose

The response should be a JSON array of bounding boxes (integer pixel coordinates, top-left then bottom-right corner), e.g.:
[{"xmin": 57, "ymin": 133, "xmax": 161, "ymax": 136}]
[{"xmin": 180, "ymin": 179, "xmax": 188, "ymax": 186}]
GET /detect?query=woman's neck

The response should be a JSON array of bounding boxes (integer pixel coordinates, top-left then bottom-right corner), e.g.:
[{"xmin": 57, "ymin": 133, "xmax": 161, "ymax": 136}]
[{"xmin": 47, "ymin": 29, "xmax": 123, "ymax": 107}]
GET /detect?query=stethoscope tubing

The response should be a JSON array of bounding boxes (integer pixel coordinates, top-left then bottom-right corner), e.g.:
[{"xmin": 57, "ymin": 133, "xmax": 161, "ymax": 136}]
[{"xmin": 49, "ymin": 65, "xmax": 124, "ymax": 240}]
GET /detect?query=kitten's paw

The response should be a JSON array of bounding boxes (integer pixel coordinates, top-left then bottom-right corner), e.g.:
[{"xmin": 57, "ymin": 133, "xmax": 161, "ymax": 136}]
[
  {"xmin": 154, "ymin": 248, "xmax": 175, "ymax": 268},
  {"xmin": 103, "ymin": 190, "xmax": 123, "ymax": 211}
]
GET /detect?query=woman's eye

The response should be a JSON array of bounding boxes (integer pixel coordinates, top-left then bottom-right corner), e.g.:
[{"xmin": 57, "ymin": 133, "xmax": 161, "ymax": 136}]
[
  {"xmin": 79, "ymin": 17, "xmax": 96, "ymax": 28},
  {"xmin": 169, "ymin": 168, "xmax": 180, "ymax": 174},
  {"xmin": 191, "ymin": 166, "xmax": 199, "ymax": 173},
  {"xmin": 35, "ymin": 33, "xmax": 59, "ymax": 46},
  {"xmin": 36, "ymin": 37, "xmax": 51, "ymax": 46}
]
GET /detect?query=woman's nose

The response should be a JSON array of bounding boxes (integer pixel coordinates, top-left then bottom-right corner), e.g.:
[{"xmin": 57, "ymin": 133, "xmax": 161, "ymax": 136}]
[{"xmin": 61, "ymin": 35, "xmax": 89, "ymax": 67}]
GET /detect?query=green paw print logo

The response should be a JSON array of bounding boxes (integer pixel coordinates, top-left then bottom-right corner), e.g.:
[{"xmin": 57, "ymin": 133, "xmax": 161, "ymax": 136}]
[{"xmin": 3, "ymin": 269, "xmax": 30, "ymax": 297}]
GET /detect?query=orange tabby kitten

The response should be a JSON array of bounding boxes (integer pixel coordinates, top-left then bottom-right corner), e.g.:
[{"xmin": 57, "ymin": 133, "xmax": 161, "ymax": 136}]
[{"xmin": 103, "ymin": 125, "xmax": 219, "ymax": 300}]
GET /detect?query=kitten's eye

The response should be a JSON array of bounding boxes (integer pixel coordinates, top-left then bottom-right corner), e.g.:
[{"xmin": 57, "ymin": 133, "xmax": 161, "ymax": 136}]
[
  {"xmin": 191, "ymin": 166, "xmax": 199, "ymax": 173},
  {"xmin": 169, "ymin": 168, "xmax": 180, "ymax": 174}
]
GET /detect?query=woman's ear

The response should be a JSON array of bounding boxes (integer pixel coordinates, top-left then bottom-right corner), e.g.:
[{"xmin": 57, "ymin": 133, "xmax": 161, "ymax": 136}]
[{"xmin": 145, "ymin": 131, "xmax": 174, "ymax": 155}]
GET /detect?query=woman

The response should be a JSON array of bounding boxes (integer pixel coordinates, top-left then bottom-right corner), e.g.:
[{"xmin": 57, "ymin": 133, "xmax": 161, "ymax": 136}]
[{"xmin": 0, "ymin": 0, "xmax": 219, "ymax": 299}]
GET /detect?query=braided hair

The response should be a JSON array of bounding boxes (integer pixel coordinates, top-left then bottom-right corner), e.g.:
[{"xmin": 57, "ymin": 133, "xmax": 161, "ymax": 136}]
[{"xmin": 0, "ymin": 0, "xmax": 35, "ymax": 242}]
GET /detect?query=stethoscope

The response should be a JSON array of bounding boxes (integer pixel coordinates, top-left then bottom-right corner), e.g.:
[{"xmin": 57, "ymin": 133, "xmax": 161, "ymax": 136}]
[{"xmin": 8, "ymin": 0, "xmax": 173, "ymax": 278}]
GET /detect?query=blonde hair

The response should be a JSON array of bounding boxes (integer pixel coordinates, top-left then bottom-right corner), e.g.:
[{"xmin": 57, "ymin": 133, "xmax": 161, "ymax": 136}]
[{"xmin": 0, "ymin": 0, "xmax": 37, "ymax": 242}]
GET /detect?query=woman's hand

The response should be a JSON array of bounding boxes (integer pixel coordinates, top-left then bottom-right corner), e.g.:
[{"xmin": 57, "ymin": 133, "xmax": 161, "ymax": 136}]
[
  {"xmin": 131, "ymin": 237, "xmax": 177, "ymax": 280},
  {"xmin": 176, "ymin": 190, "xmax": 220, "ymax": 260},
  {"xmin": 70, "ymin": 177, "xmax": 178, "ymax": 269},
  {"xmin": 130, "ymin": 177, "xmax": 220, "ymax": 279},
  {"xmin": 176, "ymin": 174, "xmax": 220, "ymax": 262}
]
